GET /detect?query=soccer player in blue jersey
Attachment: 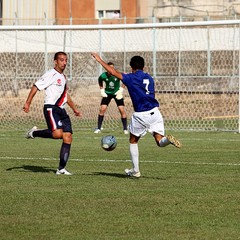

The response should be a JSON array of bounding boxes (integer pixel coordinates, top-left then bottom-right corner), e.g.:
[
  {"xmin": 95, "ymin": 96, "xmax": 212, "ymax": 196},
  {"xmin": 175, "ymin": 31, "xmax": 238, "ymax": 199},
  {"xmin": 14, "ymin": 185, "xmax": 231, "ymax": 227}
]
[
  {"xmin": 23, "ymin": 51, "xmax": 82, "ymax": 175},
  {"xmin": 92, "ymin": 53, "xmax": 181, "ymax": 178}
]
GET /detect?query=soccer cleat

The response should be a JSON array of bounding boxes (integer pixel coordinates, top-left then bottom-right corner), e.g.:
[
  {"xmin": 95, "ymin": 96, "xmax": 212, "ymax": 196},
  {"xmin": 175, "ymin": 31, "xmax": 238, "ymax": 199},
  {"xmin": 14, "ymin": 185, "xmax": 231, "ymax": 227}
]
[
  {"xmin": 123, "ymin": 130, "xmax": 129, "ymax": 135},
  {"xmin": 166, "ymin": 135, "xmax": 182, "ymax": 148},
  {"xmin": 94, "ymin": 129, "xmax": 101, "ymax": 134},
  {"xmin": 56, "ymin": 168, "xmax": 72, "ymax": 175},
  {"xmin": 125, "ymin": 168, "xmax": 141, "ymax": 178},
  {"xmin": 26, "ymin": 126, "xmax": 38, "ymax": 139}
]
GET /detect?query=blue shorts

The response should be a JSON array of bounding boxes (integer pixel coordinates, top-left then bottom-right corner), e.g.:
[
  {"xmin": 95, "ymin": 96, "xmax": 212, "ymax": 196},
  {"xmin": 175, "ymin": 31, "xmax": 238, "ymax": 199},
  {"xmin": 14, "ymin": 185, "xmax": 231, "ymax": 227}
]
[{"xmin": 43, "ymin": 105, "xmax": 73, "ymax": 133}]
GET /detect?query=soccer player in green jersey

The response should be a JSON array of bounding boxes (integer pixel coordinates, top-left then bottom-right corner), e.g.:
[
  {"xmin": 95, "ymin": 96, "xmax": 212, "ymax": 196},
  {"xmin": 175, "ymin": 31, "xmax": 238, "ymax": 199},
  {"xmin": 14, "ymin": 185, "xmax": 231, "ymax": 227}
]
[{"xmin": 94, "ymin": 62, "xmax": 128, "ymax": 134}]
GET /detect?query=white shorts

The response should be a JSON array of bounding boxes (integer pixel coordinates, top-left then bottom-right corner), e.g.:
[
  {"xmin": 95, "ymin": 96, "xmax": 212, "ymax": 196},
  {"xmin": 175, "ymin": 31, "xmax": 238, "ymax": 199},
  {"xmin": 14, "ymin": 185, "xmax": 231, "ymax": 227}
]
[{"xmin": 128, "ymin": 107, "xmax": 165, "ymax": 137}]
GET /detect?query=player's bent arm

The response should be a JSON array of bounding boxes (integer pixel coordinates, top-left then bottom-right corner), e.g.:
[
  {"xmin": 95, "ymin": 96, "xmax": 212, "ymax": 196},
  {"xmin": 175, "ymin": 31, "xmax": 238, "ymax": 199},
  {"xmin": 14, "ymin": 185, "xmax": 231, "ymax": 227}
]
[
  {"xmin": 25, "ymin": 85, "xmax": 38, "ymax": 104},
  {"xmin": 98, "ymin": 77, "xmax": 104, "ymax": 88},
  {"xmin": 91, "ymin": 53, "xmax": 123, "ymax": 80},
  {"xmin": 67, "ymin": 94, "xmax": 82, "ymax": 117},
  {"xmin": 23, "ymin": 85, "xmax": 38, "ymax": 113},
  {"xmin": 67, "ymin": 94, "xmax": 76, "ymax": 110},
  {"xmin": 98, "ymin": 75, "xmax": 108, "ymax": 97}
]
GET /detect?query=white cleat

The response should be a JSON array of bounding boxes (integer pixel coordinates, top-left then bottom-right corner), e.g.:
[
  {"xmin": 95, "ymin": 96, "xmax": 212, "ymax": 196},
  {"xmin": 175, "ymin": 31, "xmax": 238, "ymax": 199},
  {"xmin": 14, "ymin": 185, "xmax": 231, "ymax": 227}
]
[
  {"xmin": 125, "ymin": 168, "xmax": 141, "ymax": 178},
  {"xmin": 56, "ymin": 168, "xmax": 72, "ymax": 175},
  {"xmin": 94, "ymin": 129, "xmax": 101, "ymax": 134},
  {"xmin": 26, "ymin": 126, "xmax": 38, "ymax": 139},
  {"xmin": 123, "ymin": 130, "xmax": 129, "ymax": 135},
  {"xmin": 166, "ymin": 135, "xmax": 182, "ymax": 148}
]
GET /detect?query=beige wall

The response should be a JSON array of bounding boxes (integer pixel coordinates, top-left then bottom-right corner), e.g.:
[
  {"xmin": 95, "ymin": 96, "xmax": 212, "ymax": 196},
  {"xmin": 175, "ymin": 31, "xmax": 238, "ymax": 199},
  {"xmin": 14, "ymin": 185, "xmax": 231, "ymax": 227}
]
[
  {"xmin": 2, "ymin": 0, "xmax": 55, "ymax": 25},
  {"xmin": 137, "ymin": 0, "xmax": 158, "ymax": 18},
  {"xmin": 154, "ymin": 0, "xmax": 240, "ymax": 20},
  {"xmin": 95, "ymin": 0, "xmax": 120, "ymax": 10}
]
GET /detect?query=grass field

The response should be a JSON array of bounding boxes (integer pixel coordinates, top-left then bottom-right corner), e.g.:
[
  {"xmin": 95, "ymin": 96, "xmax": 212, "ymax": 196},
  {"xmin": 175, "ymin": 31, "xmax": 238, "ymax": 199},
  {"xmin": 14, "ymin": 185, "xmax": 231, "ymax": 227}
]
[{"xmin": 0, "ymin": 129, "xmax": 239, "ymax": 240}]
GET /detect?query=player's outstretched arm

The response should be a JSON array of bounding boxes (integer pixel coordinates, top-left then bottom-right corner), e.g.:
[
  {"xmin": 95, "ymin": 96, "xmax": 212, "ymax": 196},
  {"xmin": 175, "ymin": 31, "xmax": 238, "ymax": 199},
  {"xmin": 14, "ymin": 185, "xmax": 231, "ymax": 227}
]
[
  {"xmin": 23, "ymin": 85, "xmax": 38, "ymax": 113},
  {"xmin": 91, "ymin": 52, "xmax": 123, "ymax": 80}
]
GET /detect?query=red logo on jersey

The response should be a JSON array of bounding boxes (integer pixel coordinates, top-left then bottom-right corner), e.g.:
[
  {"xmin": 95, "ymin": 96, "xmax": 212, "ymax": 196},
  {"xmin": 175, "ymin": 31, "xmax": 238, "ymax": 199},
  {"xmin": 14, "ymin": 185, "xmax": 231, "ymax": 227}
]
[{"xmin": 57, "ymin": 79, "xmax": 61, "ymax": 85}]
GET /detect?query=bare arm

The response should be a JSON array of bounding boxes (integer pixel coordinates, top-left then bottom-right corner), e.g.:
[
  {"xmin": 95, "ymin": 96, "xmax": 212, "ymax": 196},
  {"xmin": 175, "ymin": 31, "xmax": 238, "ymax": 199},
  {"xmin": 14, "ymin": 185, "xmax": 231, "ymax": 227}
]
[
  {"xmin": 23, "ymin": 85, "xmax": 38, "ymax": 113},
  {"xmin": 67, "ymin": 94, "xmax": 82, "ymax": 117},
  {"xmin": 98, "ymin": 76, "xmax": 104, "ymax": 89},
  {"xmin": 91, "ymin": 53, "xmax": 123, "ymax": 80}
]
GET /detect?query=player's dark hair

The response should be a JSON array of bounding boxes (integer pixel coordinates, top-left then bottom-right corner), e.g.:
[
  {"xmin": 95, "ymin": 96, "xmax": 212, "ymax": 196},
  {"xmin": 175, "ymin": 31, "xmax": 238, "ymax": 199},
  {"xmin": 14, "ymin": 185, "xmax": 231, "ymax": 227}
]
[
  {"xmin": 107, "ymin": 62, "xmax": 114, "ymax": 66},
  {"xmin": 130, "ymin": 56, "xmax": 144, "ymax": 70},
  {"xmin": 54, "ymin": 51, "xmax": 67, "ymax": 60}
]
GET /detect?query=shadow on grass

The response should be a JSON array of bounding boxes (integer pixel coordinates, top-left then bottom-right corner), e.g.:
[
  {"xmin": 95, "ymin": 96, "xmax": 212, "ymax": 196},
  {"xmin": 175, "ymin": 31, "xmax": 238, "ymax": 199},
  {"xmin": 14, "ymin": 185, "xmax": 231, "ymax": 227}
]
[
  {"xmin": 90, "ymin": 172, "xmax": 127, "ymax": 178},
  {"xmin": 6, "ymin": 165, "xmax": 56, "ymax": 173},
  {"xmin": 88, "ymin": 172, "xmax": 168, "ymax": 180}
]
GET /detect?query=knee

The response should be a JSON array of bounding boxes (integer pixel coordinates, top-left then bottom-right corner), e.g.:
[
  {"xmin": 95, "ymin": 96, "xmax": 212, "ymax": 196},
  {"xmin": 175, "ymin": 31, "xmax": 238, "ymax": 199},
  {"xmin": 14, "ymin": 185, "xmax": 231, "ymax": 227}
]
[
  {"xmin": 99, "ymin": 109, "xmax": 106, "ymax": 115},
  {"xmin": 129, "ymin": 135, "xmax": 139, "ymax": 144},
  {"xmin": 63, "ymin": 133, "xmax": 72, "ymax": 144},
  {"xmin": 122, "ymin": 112, "xmax": 127, "ymax": 118},
  {"xmin": 52, "ymin": 130, "xmax": 63, "ymax": 139}
]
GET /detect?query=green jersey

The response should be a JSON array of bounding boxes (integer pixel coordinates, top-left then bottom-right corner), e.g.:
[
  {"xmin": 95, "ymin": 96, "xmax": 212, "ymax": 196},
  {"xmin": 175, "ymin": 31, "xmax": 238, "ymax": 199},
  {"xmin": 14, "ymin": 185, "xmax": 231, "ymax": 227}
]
[{"xmin": 98, "ymin": 72, "xmax": 121, "ymax": 94}]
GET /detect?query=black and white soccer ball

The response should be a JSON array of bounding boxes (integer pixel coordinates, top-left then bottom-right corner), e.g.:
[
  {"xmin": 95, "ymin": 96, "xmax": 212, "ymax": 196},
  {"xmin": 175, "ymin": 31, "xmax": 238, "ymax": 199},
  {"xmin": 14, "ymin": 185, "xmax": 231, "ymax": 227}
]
[{"xmin": 101, "ymin": 135, "xmax": 117, "ymax": 151}]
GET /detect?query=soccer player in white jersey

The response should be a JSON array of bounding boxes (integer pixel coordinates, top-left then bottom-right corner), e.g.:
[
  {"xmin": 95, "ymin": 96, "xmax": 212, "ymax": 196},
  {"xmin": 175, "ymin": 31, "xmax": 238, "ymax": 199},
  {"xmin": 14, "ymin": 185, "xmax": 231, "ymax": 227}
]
[
  {"xmin": 92, "ymin": 53, "xmax": 181, "ymax": 178},
  {"xmin": 23, "ymin": 51, "xmax": 82, "ymax": 175}
]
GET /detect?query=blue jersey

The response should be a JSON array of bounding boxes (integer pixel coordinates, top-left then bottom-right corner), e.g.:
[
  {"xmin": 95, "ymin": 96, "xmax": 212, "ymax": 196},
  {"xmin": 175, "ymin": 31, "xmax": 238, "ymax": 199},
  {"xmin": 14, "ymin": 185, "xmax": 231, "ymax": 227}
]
[{"xmin": 122, "ymin": 70, "xmax": 159, "ymax": 112}]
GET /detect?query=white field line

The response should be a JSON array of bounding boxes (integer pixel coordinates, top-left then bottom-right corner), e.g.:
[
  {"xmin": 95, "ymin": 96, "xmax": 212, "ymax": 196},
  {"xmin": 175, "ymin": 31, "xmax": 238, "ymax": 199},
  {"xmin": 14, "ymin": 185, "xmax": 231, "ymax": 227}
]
[
  {"xmin": 68, "ymin": 136, "xmax": 240, "ymax": 142},
  {"xmin": 0, "ymin": 156, "xmax": 240, "ymax": 166}
]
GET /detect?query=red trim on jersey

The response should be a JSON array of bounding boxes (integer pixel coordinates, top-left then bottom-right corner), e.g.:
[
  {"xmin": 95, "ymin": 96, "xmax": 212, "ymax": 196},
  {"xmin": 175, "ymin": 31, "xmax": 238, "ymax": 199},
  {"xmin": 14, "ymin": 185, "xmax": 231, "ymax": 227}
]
[
  {"xmin": 57, "ymin": 86, "xmax": 67, "ymax": 107},
  {"xmin": 47, "ymin": 108, "xmax": 57, "ymax": 131},
  {"xmin": 56, "ymin": 74, "xmax": 67, "ymax": 107}
]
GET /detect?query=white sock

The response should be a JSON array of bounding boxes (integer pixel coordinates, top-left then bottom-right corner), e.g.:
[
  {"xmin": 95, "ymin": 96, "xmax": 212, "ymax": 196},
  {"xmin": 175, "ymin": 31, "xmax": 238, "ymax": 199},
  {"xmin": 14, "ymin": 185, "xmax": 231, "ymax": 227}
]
[
  {"xmin": 130, "ymin": 143, "xmax": 139, "ymax": 172},
  {"xmin": 159, "ymin": 136, "xmax": 170, "ymax": 147}
]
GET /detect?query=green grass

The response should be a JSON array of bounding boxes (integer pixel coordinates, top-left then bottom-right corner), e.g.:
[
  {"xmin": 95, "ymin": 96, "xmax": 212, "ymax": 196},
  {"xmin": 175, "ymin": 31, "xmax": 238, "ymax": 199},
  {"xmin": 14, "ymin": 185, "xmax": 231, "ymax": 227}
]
[{"xmin": 0, "ymin": 129, "xmax": 240, "ymax": 240}]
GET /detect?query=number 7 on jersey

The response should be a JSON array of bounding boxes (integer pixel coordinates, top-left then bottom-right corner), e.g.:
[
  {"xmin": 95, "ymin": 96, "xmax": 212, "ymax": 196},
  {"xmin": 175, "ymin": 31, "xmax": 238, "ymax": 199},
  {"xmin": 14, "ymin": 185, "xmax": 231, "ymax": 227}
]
[{"xmin": 143, "ymin": 79, "xmax": 150, "ymax": 94}]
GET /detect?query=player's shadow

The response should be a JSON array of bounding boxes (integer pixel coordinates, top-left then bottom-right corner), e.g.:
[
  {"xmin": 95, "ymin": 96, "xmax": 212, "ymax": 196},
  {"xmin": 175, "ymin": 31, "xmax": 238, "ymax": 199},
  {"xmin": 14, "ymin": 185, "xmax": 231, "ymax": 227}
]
[
  {"xmin": 90, "ymin": 172, "xmax": 169, "ymax": 180},
  {"xmin": 91, "ymin": 172, "xmax": 127, "ymax": 178},
  {"xmin": 6, "ymin": 165, "xmax": 56, "ymax": 173}
]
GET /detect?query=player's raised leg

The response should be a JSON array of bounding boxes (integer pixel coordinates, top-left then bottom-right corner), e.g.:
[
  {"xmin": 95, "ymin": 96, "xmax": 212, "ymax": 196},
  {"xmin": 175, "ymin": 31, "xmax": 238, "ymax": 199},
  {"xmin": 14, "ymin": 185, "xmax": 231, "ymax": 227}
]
[
  {"xmin": 26, "ymin": 127, "xmax": 53, "ymax": 139},
  {"xmin": 166, "ymin": 135, "xmax": 182, "ymax": 148},
  {"xmin": 155, "ymin": 133, "xmax": 182, "ymax": 148},
  {"xmin": 26, "ymin": 126, "xmax": 38, "ymax": 139}
]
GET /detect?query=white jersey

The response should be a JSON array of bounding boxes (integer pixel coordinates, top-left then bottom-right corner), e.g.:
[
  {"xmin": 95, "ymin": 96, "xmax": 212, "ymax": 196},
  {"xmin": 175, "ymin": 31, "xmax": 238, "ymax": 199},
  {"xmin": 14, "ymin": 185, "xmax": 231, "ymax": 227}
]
[{"xmin": 35, "ymin": 68, "xmax": 68, "ymax": 108}]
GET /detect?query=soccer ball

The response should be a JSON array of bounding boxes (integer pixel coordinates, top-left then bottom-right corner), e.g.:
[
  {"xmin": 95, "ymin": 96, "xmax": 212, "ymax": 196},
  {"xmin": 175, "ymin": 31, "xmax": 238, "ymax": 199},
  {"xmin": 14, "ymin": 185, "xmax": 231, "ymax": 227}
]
[{"xmin": 101, "ymin": 135, "xmax": 117, "ymax": 151}]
